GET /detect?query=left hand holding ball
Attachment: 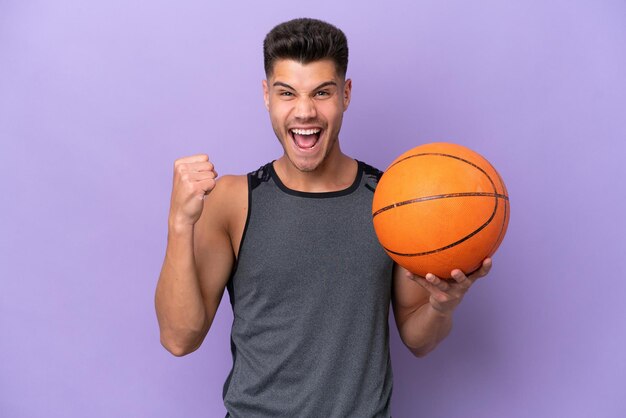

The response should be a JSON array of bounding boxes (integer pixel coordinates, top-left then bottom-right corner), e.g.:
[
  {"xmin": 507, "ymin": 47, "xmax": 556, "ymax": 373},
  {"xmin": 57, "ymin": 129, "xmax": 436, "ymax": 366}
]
[{"xmin": 407, "ymin": 258, "xmax": 493, "ymax": 316}]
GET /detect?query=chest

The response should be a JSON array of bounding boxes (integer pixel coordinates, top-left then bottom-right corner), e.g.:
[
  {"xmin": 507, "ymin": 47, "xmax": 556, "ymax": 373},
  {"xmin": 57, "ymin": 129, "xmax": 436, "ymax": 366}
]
[{"xmin": 230, "ymin": 188, "xmax": 393, "ymax": 311}]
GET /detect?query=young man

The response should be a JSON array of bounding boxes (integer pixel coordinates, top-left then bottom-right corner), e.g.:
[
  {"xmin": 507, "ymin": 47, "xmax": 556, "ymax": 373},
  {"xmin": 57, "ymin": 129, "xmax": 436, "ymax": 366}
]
[{"xmin": 155, "ymin": 18, "xmax": 491, "ymax": 417}]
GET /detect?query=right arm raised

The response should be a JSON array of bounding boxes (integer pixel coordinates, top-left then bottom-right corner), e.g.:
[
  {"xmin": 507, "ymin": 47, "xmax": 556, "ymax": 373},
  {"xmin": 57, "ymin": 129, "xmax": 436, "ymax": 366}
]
[{"xmin": 155, "ymin": 155, "xmax": 244, "ymax": 356}]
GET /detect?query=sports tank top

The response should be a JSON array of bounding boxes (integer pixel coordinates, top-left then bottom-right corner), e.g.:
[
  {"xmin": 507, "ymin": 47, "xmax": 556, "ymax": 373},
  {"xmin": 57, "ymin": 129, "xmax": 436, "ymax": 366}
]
[{"xmin": 223, "ymin": 160, "xmax": 394, "ymax": 417}]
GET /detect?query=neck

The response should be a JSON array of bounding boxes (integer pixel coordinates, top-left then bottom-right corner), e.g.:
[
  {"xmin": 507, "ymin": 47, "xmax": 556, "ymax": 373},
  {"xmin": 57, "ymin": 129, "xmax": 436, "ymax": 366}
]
[{"xmin": 274, "ymin": 145, "xmax": 357, "ymax": 193}]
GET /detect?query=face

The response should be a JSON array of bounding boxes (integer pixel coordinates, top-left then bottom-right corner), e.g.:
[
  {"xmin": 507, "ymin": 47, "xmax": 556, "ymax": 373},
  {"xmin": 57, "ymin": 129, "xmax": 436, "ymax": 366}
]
[{"xmin": 263, "ymin": 59, "xmax": 352, "ymax": 172}]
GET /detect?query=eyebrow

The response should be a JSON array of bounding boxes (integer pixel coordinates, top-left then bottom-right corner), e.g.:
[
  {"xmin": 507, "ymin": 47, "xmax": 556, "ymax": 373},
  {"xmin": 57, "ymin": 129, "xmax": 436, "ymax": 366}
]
[{"xmin": 272, "ymin": 81, "xmax": 338, "ymax": 91}]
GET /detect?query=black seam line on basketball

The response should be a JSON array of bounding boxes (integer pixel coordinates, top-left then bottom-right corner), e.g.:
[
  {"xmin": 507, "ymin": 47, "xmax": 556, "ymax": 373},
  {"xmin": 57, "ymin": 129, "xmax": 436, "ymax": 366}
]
[
  {"xmin": 383, "ymin": 201, "xmax": 498, "ymax": 257},
  {"xmin": 372, "ymin": 192, "xmax": 509, "ymax": 218},
  {"xmin": 381, "ymin": 150, "xmax": 502, "ymax": 257},
  {"xmin": 488, "ymin": 169, "xmax": 509, "ymax": 257},
  {"xmin": 387, "ymin": 152, "xmax": 483, "ymax": 171},
  {"xmin": 384, "ymin": 177, "xmax": 501, "ymax": 256},
  {"xmin": 385, "ymin": 151, "xmax": 502, "ymax": 214}
]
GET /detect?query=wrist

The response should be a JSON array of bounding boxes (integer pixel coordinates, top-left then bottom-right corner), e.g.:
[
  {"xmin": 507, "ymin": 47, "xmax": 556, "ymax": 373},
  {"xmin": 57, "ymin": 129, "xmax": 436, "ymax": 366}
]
[{"xmin": 168, "ymin": 221, "xmax": 194, "ymax": 237}]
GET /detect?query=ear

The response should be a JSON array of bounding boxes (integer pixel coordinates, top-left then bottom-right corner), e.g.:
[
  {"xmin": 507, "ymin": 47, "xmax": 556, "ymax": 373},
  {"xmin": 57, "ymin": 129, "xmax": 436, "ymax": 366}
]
[
  {"xmin": 262, "ymin": 79, "xmax": 270, "ymax": 111},
  {"xmin": 343, "ymin": 78, "xmax": 352, "ymax": 111}
]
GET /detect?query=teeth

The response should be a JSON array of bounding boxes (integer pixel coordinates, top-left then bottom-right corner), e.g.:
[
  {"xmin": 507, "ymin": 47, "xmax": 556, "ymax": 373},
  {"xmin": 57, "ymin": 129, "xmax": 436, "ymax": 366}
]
[{"xmin": 291, "ymin": 128, "xmax": 321, "ymax": 135}]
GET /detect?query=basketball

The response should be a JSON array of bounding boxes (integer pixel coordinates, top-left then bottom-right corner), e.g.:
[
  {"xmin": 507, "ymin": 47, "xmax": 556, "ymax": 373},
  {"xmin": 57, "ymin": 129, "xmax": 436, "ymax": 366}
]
[{"xmin": 372, "ymin": 142, "xmax": 510, "ymax": 279}]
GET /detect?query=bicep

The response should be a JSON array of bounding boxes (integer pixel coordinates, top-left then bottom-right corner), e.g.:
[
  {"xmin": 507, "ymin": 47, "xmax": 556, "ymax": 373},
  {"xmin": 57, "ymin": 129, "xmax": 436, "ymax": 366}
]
[{"xmin": 391, "ymin": 262, "xmax": 430, "ymax": 329}]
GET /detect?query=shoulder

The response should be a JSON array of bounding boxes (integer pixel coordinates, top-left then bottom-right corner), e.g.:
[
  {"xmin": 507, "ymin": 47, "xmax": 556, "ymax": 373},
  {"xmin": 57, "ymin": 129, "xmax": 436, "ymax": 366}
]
[
  {"xmin": 214, "ymin": 173, "xmax": 248, "ymax": 192},
  {"xmin": 210, "ymin": 174, "xmax": 248, "ymax": 206},
  {"xmin": 248, "ymin": 162, "xmax": 273, "ymax": 190},
  {"xmin": 357, "ymin": 160, "xmax": 385, "ymax": 192},
  {"xmin": 358, "ymin": 160, "xmax": 384, "ymax": 179},
  {"xmin": 208, "ymin": 160, "xmax": 274, "ymax": 204}
]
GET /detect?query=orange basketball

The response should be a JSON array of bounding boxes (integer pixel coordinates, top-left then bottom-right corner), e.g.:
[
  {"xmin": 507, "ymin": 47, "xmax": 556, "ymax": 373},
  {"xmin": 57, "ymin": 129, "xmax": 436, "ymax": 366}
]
[{"xmin": 372, "ymin": 142, "xmax": 510, "ymax": 279}]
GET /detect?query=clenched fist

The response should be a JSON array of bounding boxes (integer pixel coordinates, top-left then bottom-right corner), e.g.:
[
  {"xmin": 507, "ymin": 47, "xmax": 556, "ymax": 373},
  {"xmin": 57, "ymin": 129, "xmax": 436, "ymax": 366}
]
[{"xmin": 168, "ymin": 154, "xmax": 218, "ymax": 229}]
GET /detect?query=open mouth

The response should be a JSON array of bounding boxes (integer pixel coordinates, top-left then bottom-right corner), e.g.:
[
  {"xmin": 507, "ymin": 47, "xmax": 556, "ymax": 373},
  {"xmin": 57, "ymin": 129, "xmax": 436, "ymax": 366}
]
[{"xmin": 290, "ymin": 128, "xmax": 322, "ymax": 150}]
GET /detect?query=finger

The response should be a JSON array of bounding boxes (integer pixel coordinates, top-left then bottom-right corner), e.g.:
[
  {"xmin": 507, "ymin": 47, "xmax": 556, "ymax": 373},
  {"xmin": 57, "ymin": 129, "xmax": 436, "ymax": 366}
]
[
  {"xmin": 199, "ymin": 178, "xmax": 217, "ymax": 196},
  {"xmin": 406, "ymin": 270, "xmax": 452, "ymax": 294},
  {"xmin": 481, "ymin": 257, "xmax": 493, "ymax": 275},
  {"xmin": 425, "ymin": 273, "xmax": 453, "ymax": 292},
  {"xmin": 182, "ymin": 161, "xmax": 215, "ymax": 172},
  {"xmin": 179, "ymin": 171, "xmax": 217, "ymax": 183},
  {"xmin": 174, "ymin": 154, "xmax": 209, "ymax": 167},
  {"xmin": 406, "ymin": 270, "xmax": 450, "ymax": 291},
  {"xmin": 188, "ymin": 171, "xmax": 217, "ymax": 181},
  {"xmin": 410, "ymin": 275, "xmax": 450, "ymax": 298},
  {"xmin": 450, "ymin": 269, "xmax": 472, "ymax": 289},
  {"xmin": 469, "ymin": 258, "xmax": 493, "ymax": 281}
]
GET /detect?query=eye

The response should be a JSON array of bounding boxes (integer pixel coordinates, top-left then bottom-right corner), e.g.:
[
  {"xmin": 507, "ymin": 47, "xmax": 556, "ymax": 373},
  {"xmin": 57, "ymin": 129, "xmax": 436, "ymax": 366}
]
[
  {"xmin": 315, "ymin": 90, "xmax": 330, "ymax": 97},
  {"xmin": 279, "ymin": 91, "xmax": 294, "ymax": 97}
]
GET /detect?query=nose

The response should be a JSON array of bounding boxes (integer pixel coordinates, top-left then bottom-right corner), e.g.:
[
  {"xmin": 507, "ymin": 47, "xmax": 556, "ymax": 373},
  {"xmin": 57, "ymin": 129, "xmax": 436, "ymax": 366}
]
[{"xmin": 294, "ymin": 96, "xmax": 317, "ymax": 120}]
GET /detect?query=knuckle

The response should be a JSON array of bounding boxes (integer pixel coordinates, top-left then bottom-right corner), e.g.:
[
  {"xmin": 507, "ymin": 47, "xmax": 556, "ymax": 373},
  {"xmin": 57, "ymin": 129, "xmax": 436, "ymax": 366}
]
[
  {"xmin": 175, "ymin": 156, "xmax": 191, "ymax": 166},
  {"xmin": 183, "ymin": 182, "xmax": 195, "ymax": 192},
  {"xmin": 434, "ymin": 293, "xmax": 448, "ymax": 303},
  {"xmin": 175, "ymin": 163, "xmax": 186, "ymax": 174}
]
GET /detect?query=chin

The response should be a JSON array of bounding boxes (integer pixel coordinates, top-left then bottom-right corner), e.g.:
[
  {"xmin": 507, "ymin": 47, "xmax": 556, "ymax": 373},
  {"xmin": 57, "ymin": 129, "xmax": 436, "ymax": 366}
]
[{"xmin": 288, "ymin": 156, "xmax": 322, "ymax": 172}]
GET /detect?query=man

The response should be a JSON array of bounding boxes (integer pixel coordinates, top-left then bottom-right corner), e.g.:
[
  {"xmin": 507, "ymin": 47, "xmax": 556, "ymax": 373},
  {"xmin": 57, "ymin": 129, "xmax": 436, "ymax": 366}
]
[{"xmin": 155, "ymin": 18, "xmax": 491, "ymax": 417}]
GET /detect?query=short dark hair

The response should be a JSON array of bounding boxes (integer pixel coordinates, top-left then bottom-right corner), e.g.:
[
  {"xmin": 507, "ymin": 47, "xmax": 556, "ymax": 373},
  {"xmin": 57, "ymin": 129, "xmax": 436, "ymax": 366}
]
[{"xmin": 263, "ymin": 18, "xmax": 349, "ymax": 78}]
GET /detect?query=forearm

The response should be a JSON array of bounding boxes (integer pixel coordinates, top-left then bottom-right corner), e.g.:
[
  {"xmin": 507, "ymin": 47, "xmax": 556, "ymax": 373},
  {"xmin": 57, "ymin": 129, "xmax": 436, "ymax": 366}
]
[
  {"xmin": 400, "ymin": 303, "xmax": 453, "ymax": 358},
  {"xmin": 155, "ymin": 224, "xmax": 208, "ymax": 355}
]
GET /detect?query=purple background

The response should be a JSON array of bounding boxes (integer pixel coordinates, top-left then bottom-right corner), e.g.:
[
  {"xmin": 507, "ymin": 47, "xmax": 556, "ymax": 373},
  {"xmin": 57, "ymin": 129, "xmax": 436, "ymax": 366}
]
[{"xmin": 1, "ymin": 1, "xmax": 625, "ymax": 417}]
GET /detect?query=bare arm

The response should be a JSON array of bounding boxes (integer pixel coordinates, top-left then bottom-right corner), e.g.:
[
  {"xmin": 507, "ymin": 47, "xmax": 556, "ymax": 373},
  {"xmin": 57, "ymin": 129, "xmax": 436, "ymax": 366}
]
[
  {"xmin": 154, "ymin": 155, "xmax": 244, "ymax": 356},
  {"xmin": 155, "ymin": 223, "xmax": 212, "ymax": 356},
  {"xmin": 391, "ymin": 259, "xmax": 492, "ymax": 357},
  {"xmin": 391, "ymin": 263, "xmax": 452, "ymax": 357}
]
